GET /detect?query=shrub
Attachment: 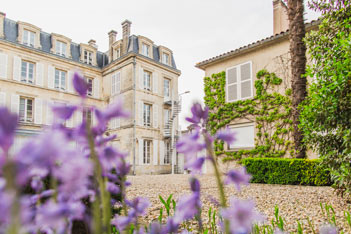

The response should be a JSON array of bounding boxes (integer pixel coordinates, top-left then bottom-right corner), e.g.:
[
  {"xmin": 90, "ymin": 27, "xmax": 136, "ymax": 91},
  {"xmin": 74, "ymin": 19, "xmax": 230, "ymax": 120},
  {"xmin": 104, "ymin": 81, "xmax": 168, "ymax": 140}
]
[{"xmin": 240, "ymin": 158, "xmax": 331, "ymax": 186}]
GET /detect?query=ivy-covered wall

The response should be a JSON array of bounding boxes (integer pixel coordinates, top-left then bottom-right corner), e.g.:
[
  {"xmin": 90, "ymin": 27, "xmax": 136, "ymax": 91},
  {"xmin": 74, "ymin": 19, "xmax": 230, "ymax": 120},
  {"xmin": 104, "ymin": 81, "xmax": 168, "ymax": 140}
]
[{"xmin": 204, "ymin": 69, "xmax": 295, "ymax": 161}]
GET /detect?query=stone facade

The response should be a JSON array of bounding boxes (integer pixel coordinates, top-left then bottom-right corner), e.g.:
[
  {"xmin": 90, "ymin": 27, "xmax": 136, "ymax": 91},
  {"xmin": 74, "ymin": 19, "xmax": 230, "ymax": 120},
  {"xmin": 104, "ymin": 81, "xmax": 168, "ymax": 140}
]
[{"xmin": 0, "ymin": 13, "xmax": 181, "ymax": 175}]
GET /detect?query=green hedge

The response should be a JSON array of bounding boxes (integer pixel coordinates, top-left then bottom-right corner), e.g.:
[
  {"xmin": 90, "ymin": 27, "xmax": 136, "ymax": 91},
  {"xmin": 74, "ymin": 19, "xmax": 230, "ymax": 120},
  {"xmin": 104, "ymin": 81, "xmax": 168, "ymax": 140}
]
[{"xmin": 240, "ymin": 158, "xmax": 331, "ymax": 186}]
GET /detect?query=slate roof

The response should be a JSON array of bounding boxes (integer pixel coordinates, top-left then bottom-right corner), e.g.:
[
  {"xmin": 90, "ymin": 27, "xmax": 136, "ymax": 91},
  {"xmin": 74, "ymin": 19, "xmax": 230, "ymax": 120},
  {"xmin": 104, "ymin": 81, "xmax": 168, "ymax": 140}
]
[
  {"xmin": 2, "ymin": 17, "xmax": 177, "ymax": 70},
  {"xmin": 195, "ymin": 20, "xmax": 320, "ymax": 70}
]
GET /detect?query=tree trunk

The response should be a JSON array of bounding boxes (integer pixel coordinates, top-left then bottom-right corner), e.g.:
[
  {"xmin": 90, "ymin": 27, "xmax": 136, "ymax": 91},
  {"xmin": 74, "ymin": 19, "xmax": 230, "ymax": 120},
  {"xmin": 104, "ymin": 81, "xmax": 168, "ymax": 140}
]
[{"xmin": 287, "ymin": 0, "xmax": 307, "ymax": 158}]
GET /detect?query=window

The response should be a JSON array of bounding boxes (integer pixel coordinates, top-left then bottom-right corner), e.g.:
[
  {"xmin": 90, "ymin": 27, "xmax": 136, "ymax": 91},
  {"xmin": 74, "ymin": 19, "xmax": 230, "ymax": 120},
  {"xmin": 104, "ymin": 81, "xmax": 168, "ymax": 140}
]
[
  {"xmin": 164, "ymin": 141, "xmax": 171, "ymax": 164},
  {"xmin": 19, "ymin": 97, "xmax": 33, "ymax": 123},
  {"xmin": 56, "ymin": 41, "xmax": 67, "ymax": 57},
  {"xmin": 229, "ymin": 125, "xmax": 255, "ymax": 149},
  {"xmin": 162, "ymin": 53, "xmax": 169, "ymax": 64},
  {"xmin": 163, "ymin": 79, "xmax": 170, "ymax": 98},
  {"xmin": 23, "ymin": 30, "xmax": 35, "ymax": 47},
  {"xmin": 55, "ymin": 69, "xmax": 66, "ymax": 91},
  {"xmin": 143, "ymin": 71, "xmax": 151, "ymax": 91},
  {"xmin": 226, "ymin": 62, "xmax": 252, "ymax": 102},
  {"xmin": 142, "ymin": 43, "xmax": 150, "ymax": 57},
  {"xmin": 143, "ymin": 103, "xmax": 151, "ymax": 127},
  {"xmin": 164, "ymin": 109, "xmax": 171, "ymax": 127},
  {"xmin": 85, "ymin": 77, "xmax": 93, "ymax": 96},
  {"xmin": 84, "ymin": 50, "xmax": 93, "ymax": 65},
  {"xmin": 143, "ymin": 139, "xmax": 151, "ymax": 164},
  {"xmin": 116, "ymin": 48, "xmax": 121, "ymax": 59},
  {"xmin": 21, "ymin": 61, "xmax": 34, "ymax": 84},
  {"xmin": 83, "ymin": 108, "xmax": 93, "ymax": 126}
]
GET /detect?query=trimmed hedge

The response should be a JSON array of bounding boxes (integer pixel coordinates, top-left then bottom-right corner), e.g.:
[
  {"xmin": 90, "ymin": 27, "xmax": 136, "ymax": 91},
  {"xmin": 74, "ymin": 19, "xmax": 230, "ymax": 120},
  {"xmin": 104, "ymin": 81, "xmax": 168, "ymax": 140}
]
[{"xmin": 240, "ymin": 158, "xmax": 331, "ymax": 186}]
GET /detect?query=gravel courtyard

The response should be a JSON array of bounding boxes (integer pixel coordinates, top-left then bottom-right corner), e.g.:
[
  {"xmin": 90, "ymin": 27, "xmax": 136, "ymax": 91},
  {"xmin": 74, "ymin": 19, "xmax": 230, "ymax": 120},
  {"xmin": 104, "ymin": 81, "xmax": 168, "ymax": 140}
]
[{"xmin": 127, "ymin": 174, "xmax": 350, "ymax": 233}]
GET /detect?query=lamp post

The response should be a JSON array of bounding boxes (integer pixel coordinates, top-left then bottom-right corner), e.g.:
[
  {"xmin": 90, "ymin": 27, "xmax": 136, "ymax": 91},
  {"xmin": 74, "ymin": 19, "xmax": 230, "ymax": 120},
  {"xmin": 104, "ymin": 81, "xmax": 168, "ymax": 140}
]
[{"xmin": 171, "ymin": 90, "xmax": 190, "ymax": 174}]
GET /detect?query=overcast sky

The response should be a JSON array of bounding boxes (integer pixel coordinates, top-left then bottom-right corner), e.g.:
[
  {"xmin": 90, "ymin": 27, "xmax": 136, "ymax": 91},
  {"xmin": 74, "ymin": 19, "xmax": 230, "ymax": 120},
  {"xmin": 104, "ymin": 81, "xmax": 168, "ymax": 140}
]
[{"xmin": 2, "ymin": 0, "xmax": 320, "ymax": 129}]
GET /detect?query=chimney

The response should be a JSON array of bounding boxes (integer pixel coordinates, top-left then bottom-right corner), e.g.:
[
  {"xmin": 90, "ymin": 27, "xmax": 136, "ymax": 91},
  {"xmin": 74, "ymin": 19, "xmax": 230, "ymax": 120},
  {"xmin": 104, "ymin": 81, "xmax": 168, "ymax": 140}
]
[
  {"xmin": 108, "ymin": 30, "xmax": 117, "ymax": 61},
  {"xmin": 121, "ymin": 20, "xmax": 132, "ymax": 54},
  {"xmin": 88, "ymin": 39, "xmax": 97, "ymax": 49},
  {"xmin": 0, "ymin": 12, "xmax": 5, "ymax": 38},
  {"xmin": 273, "ymin": 0, "xmax": 289, "ymax": 35}
]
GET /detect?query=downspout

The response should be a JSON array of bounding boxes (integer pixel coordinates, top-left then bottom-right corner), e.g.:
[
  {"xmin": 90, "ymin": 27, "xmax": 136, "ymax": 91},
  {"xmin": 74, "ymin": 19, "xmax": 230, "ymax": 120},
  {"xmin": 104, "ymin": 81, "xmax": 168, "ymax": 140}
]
[{"xmin": 132, "ymin": 56, "xmax": 136, "ymax": 175}]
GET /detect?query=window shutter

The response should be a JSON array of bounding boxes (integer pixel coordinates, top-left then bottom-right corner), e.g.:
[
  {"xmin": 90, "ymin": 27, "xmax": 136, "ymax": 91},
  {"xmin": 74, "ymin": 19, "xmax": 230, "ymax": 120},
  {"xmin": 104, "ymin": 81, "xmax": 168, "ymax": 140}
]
[
  {"xmin": 46, "ymin": 100, "xmax": 53, "ymax": 125},
  {"xmin": 36, "ymin": 63, "xmax": 44, "ymax": 86},
  {"xmin": 240, "ymin": 63, "xmax": 252, "ymax": 99},
  {"xmin": 67, "ymin": 71, "xmax": 74, "ymax": 93},
  {"xmin": 34, "ymin": 98, "xmax": 43, "ymax": 124},
  {"xmin": 93, "ymin": 78, "xmax": 100, "ymax": 98},
  {"xmin": 116, "ymin": 72, "xmax": 121, "ymax": 94},
  {"xmin": 0, "ymin": 92, "xmax": 6, "ymax": 106},
  {"xmin": 153, "ymin": 104, "xmax": 158, "ymax": 128},
  {"xmin": 0, "ymin": 53, "xmax": 8, "ymax": 79},
  {"xmin": 111, "ymin": 74, "xmax": 115, "ymax": 95},
  {"xmin": 11, "ymin": 94, "xmax": 19, "ymax": 114},
  {"xmin": 138, "ymin": 138, "xmax": 143, "ymax": 165},
  {"xmin": 153, "ymin": 140, "xmax": 158, "ymax": 165},
  {"xmin": 160, "ymin": 140, "xmax": 164, "ymax": 165},
  {"xmin": 116, "ymin": 118, "xmax": 120, "ymax": 128},
  {"xmin": 227, "ymin": 67, "xmax": 238, "ymax": 102},
  {"xmin": 138, "ymin": 101, "xmax": 143, "ymax": 126},
  {"xmin": 66, "ymin": 115, "xmax": 74, "ymax": 128},
  {"xmin": 139, "ymin": 68, "xmax": 144, "ymax": 90},
  {"xmin": 75, "ymin": 110, "xmax": 83, "ymax": 126},
  {"xmin": 153, "ymin": 72, "xmax": 158, "ymax": 94},
  {"xmin": 13, "ymin": 56, "xmax": 21, "ymax": 81},
  {"xmin": 48, "ymin": 65, "xmax": 55, "ymax": 89}
]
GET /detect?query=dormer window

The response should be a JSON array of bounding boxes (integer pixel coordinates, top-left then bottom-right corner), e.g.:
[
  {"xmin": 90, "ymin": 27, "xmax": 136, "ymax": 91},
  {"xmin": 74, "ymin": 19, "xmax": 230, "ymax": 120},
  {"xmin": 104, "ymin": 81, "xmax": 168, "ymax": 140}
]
[
  {"xmin": 142, "ymin": 43, "xmax": 150, "ymax": 57},
  {"xmin": 23, "ymin": 30, "xmax": 35, "ymax": 47},
  {"xmin": 162, "ymin": 53, "xmax": 170, "ymax": 65},
  {"xmin": 56, "ymin": 41, "xmax": 67, "ymax": 57},
  {"xmin": 84, "ymin": 50, "xmax": 93, "ymax": 65},
  {"xmin": 116, "ymin": 48, "xmax": 121, "ymax": 59}
]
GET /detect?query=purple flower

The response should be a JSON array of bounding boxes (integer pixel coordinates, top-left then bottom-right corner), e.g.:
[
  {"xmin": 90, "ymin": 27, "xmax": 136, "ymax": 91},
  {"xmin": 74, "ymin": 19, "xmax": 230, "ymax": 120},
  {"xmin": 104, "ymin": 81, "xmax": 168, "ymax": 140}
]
[
  {"xmin": 225, "ymin": 167, "xmax": 251, "ymax": 191},
  {"xmin": 73, "ymin": 72, "xmax": 89, "ymax": 98},
  {"xmin": 111, "ymin": 216, "xmax": 132, "ymax": 232},
  {"xmin": 0, "ymin": 107, "xmax": 18, "ymax": 153},
  {"xmin": 51, "ymin": 104, "xmax": 77, "ymax": 121},
  {"xmin": 176, "ymin": 130, "xmax": 205, "ymax": 155},
  {"xmin": 319, "ymin": 225, "xmax": 338, "ymax": 234},
  {"xmin": 107, "ymin": 182, "xmax": 120, "ymax": 194},
  {"xmin": 99, "ymin": 146, "xmax": 128, "ymax": 172},
  {"xmin": 190, "ymin": 177, "xmax": 200, "ymax": 193},
  {"xmin": 185, "ymin": 156, "xmax": 205, "ymax": 173},
  {"xmin": 221, "ymin": 198, "xmax": 263, "ymax": 234},
  {"xmin": 126, "ymin": 197, "xmax": 150, "ymax": 218},
  {"xmin": 185, "ymin": 103, "xmax": 209, "ymax": 125},
  {"xmin": 173, "ymin": 193, "xmax": 201, "ymax": 224},
  {"xmin": 216, "ymin": 128, "xmax": 236, "ymax": 145},
  {"xmin": 98, "ymin": 98, "xmax": 130, "ymax": 121}
]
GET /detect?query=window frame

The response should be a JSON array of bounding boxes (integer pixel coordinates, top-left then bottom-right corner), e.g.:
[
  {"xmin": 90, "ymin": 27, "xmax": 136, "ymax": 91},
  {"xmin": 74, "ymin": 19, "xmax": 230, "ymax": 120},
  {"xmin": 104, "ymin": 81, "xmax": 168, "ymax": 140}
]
[
  {"xmin": 84, "ymin": 50, "xmax": 93, "ymax": 65},
  {"xmin": 228, "ymin": 124, "xmax": 255, "ymax": 150},
  {"xmin": 143, "ymin": 103, "xmax": 152, "ymax": 127},
  {"xmin": 142, "ymin": 43, "xmax": 150, "ymax": 57},
  {"xmin": 162, "ymin": 52, "xmax": 170, "ymax": 65},
  {"xmin": 21, "ymin": 60, "xmax": 35, "ymax": 84},
  {"xmin": 143, "ymin": 70, "xmax": 152, "ymax": 91},
  {"xmin": 226, "ymin": 61, "xmax": 253, "ymax": 103},
  {"xmin": 22, "ymin": 29, "xmax": 35, "ymax": 47},
  {"xmin": 85, "ymin": 77, "xmax": 93, "ymax": 96},
  {"xmin": 163, "ymin": 78, "xmax": 170, "ymax": 98},
  {"xmin": 19, "ymin": 97, "xmax": 33, "ymax": 123},
  {"xmin": 56, "ymin": 40, "xmax": 67, "ymax": 57},
  {"xmin": 164, "ymin": 140, "xmax": 171, "ymax": 164},
  {"xmin": 54, "ymin": 69, "xmax": 67, "ymax": 91},
  {"xmin": 143, "ymin": 139, "xmax": 152, "ymax": 164},
  {"xmin": 164, "ymin": 108, "xmax": 171, "ymax": 128},
  {"xmin": 83, "ymin": 108, "xmax": 93, "ymax": 127}
]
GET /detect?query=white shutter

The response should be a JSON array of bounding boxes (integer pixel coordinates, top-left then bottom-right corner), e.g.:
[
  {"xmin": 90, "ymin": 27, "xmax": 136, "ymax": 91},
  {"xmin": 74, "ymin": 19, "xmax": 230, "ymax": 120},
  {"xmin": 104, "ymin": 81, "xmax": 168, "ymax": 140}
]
[
  {"xmin": 67, "ymin": 71, "xmax": 74, "ymax": 93},
  {"xmin": 240, "ymin": 63, "xmax": 252, "ymax": 99},
  {"xmin": 13, "ymin": 56, "xmax": 21, "ymax": 81},
  {"xmin": 226, "ymin": 67, "xmax": 238, "ymax": 102},
  {"xmin": 153, "ymin": 72, "xmax": 158, "ymax": 94},
  {"xmin": 34, "ymin": 98, "xmax": 43, "ymax": 124},
  {"xmin": 111, "ymin": 74, "xmax": 116, "ymax": 95},
  {"xmin": 93, "ymin": 78, "xmax": 100, "ymax": 98},
  {"xmin": 138, "ymin": 138, "xmax": 143, "ymax": 165},
  {"xmin": 67, "ymin": 115, "xmax": 74, "ymax": 128},
  {"xmin": 75, "ymin": 110, "xmax": 83, "ymax": 126},
  {"xmin": 153, "ymin": 140, "xmax": 158, "ymax": 165},
  {"xmin": 116, "ymin": 72, "xmax": 121, "ymax": 94},
  {"xmin": 0, "ymin": 92, "xmax": 6, "ymax": 106},
  {"xmin": 116, "ymin": 118, "xmax": 120, "ymax": 128},
  {"xmin": 35, "ymin": 63, "xmax": 44, "ymax": 86},
  {"xmin": 0, "ymin": 53, "xmax": 8, "ymax": 79},
  {"xmin": 48, "ymin": 66, "xmax": 55, "ymax": 89},
  {"xmin": 153, "ymin": 104, "xmax": 158, "ymax": 128},
  {"xmin": 138, "ymin": 101, "xmax": 143, "ymax": 126},
  {"xmin": 11, "ymin": 94, "xmax": 20, "ymax": 114},
  {"xmin": 46, "ymin": 100, "xmax": 54, "ymax": 125},
  {"xmin": 160, "ymin": 140, "xmax": 164, "ymax": 165},
  {"xmin": 139, "ymin": 68, "xmax": 144, "ymax": 90}
]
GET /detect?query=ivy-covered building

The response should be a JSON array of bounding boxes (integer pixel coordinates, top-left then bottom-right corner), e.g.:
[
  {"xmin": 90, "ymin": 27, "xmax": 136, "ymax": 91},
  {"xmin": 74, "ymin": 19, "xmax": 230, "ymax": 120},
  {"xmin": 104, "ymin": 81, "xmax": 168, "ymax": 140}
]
[{"xmin": 195, "ymin": 0, "xmax": 319, "ymax": 166}]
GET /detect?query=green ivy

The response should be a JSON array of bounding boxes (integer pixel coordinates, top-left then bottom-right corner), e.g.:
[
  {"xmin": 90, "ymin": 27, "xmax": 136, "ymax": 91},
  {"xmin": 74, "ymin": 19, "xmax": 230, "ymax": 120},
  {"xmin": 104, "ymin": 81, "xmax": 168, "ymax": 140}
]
[{"xmin": 204, "ymin": 69, "xmax": 295, "ymax": 161}]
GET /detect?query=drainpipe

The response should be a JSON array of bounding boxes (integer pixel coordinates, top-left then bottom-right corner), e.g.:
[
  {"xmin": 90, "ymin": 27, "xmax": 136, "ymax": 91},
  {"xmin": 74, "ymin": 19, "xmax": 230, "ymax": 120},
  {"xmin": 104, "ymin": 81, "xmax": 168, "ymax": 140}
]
[
  {"xmin": 171, "ymin": 90, "xmax": 175, "ymax": 174},
  {"xmin": 132, "ymin": 56, "xmax": 136, "ymax": 175}
]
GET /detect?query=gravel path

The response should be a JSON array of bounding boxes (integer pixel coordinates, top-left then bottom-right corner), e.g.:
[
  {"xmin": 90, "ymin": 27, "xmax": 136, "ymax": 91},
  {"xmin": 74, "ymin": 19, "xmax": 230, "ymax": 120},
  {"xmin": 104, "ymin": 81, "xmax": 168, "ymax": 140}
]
[{"xmin": 127, "ymin": 174, "xmax": 350, "ymax": 233}]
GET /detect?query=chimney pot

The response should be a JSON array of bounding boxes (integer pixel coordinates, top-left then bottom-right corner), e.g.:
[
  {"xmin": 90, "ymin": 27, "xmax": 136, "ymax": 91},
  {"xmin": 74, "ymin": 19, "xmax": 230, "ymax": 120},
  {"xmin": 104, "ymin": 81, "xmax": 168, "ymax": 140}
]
[
  {"xmin": 88, "ymin": 39, "xmax": 96, "ymax": 47},
  {"xmin": 273, "ymin": 0, "xmax": 289, "ymax": 35}
]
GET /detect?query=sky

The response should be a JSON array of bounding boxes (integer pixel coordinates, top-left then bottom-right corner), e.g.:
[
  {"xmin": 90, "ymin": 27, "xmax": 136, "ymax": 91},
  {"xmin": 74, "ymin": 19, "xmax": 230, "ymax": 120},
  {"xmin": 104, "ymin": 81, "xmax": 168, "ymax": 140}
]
[{"xmin": 2, "ymin": 0, "xmax": 320, "ymax": 130}]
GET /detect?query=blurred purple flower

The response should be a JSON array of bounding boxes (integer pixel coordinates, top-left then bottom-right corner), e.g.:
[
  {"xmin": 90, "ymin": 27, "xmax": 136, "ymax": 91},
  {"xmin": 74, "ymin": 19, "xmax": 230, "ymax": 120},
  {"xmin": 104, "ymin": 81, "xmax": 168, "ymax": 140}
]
[
  {"xmin": 0, "ymin": 107, "xmax": 18, "ymax": 153},
  {"xmin": 225, "ymin": 167, "xmax": 251, "ymax": 191},
  {"xmin": 185, "ymin": 103, "xmax": 209, "ymax": 125},
  {"xmin": 221, "ymin": 198, "xmax": 263, "ymax": 234},
  {"xmin": 190, "ymin": 177, "xmax": 200, "ymax": 193},
  {"xmin": 31, "ymin": 176, "xmax": 43, "ymax": 192},
  {"xmin": 126, "ymin": 197, "xmax": 150, "ymax": 218},
  {"xmin": 107, "ymin": 182, "xmax": 120, "ymax": 194},
  {"xmin": 185, "ymin": 156, "xmax": 205, "ymax": 173},
  {"xmin": 174, "ymin": 193, "xmax": 201, "ymax": 224},
  {"xmin": 99, "ymin": 146, "xmax": 128, "ymax": 172},
  {"xmin": 319, "ymin": 225, "xmax": 338, "ymax": 234},
  {"xmin": 73, "ymin": 72, "xmax": 89, "ymax": 98},
  {"xmin": 111, "ymin": 216, "xmax": 132, "ymax": 232},
  {"xmin": 216, "ymin": 128, "xmax": 236, "ymax": 145},
  {"xmin": 51, "ymin": 104, "xmax": 77, "ymax": 121},
  {"xmin": 176, "ymin": 130, "xmax": 205, "ymax": 155}
]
